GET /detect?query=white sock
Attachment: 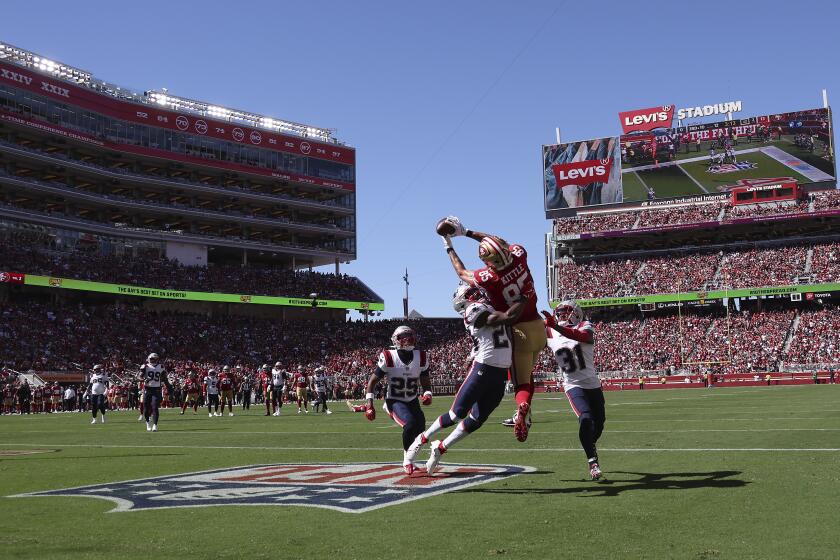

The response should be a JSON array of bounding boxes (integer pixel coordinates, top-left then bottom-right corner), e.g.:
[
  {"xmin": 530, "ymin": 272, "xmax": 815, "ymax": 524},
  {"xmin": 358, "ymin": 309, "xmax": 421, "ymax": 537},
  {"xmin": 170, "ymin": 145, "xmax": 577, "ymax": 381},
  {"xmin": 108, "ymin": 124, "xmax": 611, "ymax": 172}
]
[
  {"xmin": 442, "ymin": 422, "xmax": 469, "ymax": 449},
  {"xmin": 424, "ymin": 411, "xmax": 459, "ymax": 441}
]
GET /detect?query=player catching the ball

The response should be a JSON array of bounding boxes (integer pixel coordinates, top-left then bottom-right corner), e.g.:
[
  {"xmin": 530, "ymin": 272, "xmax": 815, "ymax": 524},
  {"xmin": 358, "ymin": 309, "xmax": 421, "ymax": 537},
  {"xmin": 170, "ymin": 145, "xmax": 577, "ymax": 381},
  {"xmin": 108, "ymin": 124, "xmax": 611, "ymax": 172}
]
[{"xmin": 437, "ymin": 216, "xmax": 546, "ymax": 442}]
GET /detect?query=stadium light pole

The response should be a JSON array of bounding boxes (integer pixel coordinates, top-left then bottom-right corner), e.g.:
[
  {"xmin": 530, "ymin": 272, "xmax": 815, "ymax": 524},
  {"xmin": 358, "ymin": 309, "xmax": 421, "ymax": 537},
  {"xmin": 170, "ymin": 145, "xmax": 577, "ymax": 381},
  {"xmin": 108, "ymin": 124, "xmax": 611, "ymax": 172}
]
[{"xmin": 402, "ymin": 269, "xmax": 409, "ymax": 319}]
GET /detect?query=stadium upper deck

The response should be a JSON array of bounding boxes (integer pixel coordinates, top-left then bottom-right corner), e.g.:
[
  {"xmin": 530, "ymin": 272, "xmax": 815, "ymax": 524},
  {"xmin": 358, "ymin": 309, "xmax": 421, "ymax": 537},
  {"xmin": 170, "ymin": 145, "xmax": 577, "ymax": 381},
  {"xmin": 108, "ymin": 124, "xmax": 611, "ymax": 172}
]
[{"xmin": 0, "ymin": 41, "xmax": 355, "ymax": 269}]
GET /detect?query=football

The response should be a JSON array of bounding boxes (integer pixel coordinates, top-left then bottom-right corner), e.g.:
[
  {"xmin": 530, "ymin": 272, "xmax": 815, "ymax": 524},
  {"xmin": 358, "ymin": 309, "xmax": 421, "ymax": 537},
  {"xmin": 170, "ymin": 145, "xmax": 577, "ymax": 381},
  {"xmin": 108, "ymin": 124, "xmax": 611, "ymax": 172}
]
[{"xmin": 436, "ymin": 218, "xmax": 456, "ymax": 236}]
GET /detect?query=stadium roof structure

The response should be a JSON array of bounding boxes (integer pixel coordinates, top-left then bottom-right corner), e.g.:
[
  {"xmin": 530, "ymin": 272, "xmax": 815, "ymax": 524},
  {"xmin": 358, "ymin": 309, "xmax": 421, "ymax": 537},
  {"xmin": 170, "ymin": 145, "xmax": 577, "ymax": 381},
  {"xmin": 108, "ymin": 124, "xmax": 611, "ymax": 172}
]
[{"xmin": 0, "ymin": 41, "xmax": 340, "ymax": 144}]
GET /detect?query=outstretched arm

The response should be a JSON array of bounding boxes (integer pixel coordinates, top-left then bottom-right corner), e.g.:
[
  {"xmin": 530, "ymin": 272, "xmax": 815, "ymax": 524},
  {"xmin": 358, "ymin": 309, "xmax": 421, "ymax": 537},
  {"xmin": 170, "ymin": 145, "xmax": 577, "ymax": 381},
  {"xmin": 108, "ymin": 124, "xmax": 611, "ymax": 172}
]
[{"xmin": 443, "ymin": 236, "xmax": 475, "ymax": 283}]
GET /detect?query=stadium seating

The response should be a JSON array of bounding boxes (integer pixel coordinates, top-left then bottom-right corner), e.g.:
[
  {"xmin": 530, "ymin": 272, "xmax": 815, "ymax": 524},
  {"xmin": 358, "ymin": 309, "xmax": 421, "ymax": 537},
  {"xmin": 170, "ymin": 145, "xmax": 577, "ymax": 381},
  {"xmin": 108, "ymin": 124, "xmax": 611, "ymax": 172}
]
[{"xmin": 0, "ymin": 243, "xmax": 376, "ymax": 301}]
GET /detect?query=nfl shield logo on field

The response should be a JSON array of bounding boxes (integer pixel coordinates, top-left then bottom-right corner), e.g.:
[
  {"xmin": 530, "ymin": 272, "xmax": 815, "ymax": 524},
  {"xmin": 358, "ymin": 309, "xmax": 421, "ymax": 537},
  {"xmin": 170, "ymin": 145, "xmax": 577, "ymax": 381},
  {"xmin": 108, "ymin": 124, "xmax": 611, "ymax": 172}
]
[{"xmin": 11, "ymin": 463, "xmax": 533, "ymax": 513}]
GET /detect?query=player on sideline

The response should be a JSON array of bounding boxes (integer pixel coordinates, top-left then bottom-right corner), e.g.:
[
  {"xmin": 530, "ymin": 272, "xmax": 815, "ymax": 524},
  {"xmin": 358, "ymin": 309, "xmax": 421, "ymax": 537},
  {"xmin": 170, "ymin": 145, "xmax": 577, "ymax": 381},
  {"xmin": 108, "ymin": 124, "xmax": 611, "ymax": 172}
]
[
  {"xmin": 362, "ymin": 326, "xmax": 433, "ymax": 474},
  {"xmin": 438, "ymin": 216, "xmax": 546, "ymax": 442},
  {"xmin": 293, "ymin": 367, "xmax": 309, "ymax": 414},
  {"xmin": 204, "ymin": 369, "xmax": 221, "ymax": 417},
  {"xmin": 543, "ymin": 300, "xmax": 606, "ymax": 480},
  {"xmin": 139, "ymin": 353, "xmax": 173, "ymax": 432},
  {"xmin": 180, "ymin": 370, "xmax": 201, "ymax": 415},
  {"xmin": 219, "ymin": 366, "xmax": 236, "ymax": 417},
  {"xmin": 312, "ymin": 366, "xmax": 332, "ymax": 414},
  {"xmin": 270, "ymin": 362, "xmax": 285, "ymax": 416},
  {"xmin": 411, "ymin": 283, "xmax": 524, "ymax": 474},
  {"xmin": 88, "ymin": 364, "xmax": 109, "ymax": 424}
]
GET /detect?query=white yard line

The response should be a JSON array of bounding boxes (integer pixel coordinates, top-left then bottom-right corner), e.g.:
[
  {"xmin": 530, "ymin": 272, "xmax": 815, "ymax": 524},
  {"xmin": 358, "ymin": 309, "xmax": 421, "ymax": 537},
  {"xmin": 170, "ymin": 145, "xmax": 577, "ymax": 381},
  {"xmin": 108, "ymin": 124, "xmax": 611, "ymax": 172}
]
[
  {"xmin": 624, "ymin": 147, "xmax": 763, "ymax": 172},
  {"xmin": 0, "ymin": 442, "xmax": 838, "ymax": 452}
]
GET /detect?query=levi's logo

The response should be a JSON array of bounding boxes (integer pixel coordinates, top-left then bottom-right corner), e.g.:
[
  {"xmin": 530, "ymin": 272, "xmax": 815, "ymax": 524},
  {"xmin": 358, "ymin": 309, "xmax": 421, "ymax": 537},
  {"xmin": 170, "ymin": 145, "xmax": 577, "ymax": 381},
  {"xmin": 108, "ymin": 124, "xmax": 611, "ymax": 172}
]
[
  {"xmin": 551, "ymin": 159, "xmax": 613, "ymax": 188},
  {"xmin": 618, "ymin": 105, "xmax": 674, "ymax": 133}
]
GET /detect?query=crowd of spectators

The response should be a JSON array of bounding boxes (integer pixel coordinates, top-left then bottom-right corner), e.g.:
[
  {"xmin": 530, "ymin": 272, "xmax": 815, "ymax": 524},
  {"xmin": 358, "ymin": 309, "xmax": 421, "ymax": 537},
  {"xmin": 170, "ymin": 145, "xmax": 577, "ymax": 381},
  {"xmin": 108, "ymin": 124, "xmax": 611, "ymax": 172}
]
[
  {"xmin": 784, "ymin": 307, "xmax": 840, "ymax": 366},
  {"xmin": 633, "ymin": 253, "xmax": 720, "ymax": 294},
  {"xmin": 555, "ymin": 243, "xmax": 839, "ymax": 300},
  {"xmin": 0, "ymin": 301, "xmax": 470, "ymax": 388},
  {"xmin": 636, "ymin": 203, "xmax": 724, "ymax": 228},
  {"xmin": 691, "ymin": 310, "xmax": 795, "ymax": 371},
  {"xmin": 0, "ymin": 241, "xmax": 376, "ymax": 302},
  {"xmin": 554, "ymin": 212, "xmax": 637, "ymax": 236},
  {"xmin": 810, "ymin": 242, "xmax": 840, "ymax": 283},
  {"xmin": 552, "ymin": 190, "xmax": 840, "ymax": 236},
  {"xmin": 719, "ymin": 246, "xmax": 806, "ymax": 288}
]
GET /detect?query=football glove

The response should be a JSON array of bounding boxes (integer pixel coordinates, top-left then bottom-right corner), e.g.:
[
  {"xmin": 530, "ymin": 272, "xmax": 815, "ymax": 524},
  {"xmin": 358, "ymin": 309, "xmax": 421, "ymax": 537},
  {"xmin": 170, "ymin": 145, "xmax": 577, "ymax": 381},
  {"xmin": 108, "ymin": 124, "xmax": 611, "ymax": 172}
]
[
  {"xmin": 364, "ymin": 404, "xmax": 376, "ymax": 421},
  {"xmin": 420, "ymin": 391, "xmax": 432, "ymax": 406},
  {"xmin": 444, "ymin": 216, "xmax": 467, "ymax": 237},
  {"xmin": 541, "ymin": 310, "xmax": 558, "ymax": 330},
  {"xmin": 441, "ymin": 235, "xmax": 453, "ymax": 250}
]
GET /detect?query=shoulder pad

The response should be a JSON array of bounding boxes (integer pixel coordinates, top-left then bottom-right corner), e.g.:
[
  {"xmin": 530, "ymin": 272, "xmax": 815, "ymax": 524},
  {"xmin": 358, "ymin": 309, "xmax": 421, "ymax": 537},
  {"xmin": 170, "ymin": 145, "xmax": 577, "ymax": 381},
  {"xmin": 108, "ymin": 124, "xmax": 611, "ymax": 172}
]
[
  {"xmin": 465, "ymin": 302, "xmax": 492, "ymax": 326},
  {"xmin": 472, "ymin": 268, "xmax": 499, "ymax": 286},
  {"xmin": 378, "ymin": 350, "xmax": 394, "ymax": 369}
]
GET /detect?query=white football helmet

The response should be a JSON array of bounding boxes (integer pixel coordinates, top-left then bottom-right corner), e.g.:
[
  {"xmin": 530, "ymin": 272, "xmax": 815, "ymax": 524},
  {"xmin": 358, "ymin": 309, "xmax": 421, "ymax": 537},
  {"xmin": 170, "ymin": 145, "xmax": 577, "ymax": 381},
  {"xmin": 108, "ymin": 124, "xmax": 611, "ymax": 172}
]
[
  {"xmin": 391, "ymin": 326, "xmax": 416, "ymax": 351},
  {"xmin": 554, "ymin": 300, "xmax": 584, "ymax": 327},
  {"xmin": 209, "ymin": 368, "xmax": 218, "ymax": 376},
  {"xmin": 452, "ymin": 282, "xmax": 489, "ymax": 313},
  {"xmin": 93, "ymin": 364, "xmax": 103, "ymax": 372},
  {"xmin": 147, "ymin": 353, "xmax": 159, "ymax": 365},
  {"xmin": 274, "ymin": 361, "xmax": 282, "ymax": 368}
]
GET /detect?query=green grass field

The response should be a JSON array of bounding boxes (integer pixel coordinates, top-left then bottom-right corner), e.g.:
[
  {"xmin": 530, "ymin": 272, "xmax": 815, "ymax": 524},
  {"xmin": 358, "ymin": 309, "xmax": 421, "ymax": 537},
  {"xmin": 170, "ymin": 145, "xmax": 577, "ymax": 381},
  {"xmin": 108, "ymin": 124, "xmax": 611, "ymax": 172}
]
[
  {"xmin": 2, "ymin": 385, "xmax": 839, "ymax": 559},
  {"xmin": 634, "ymin": 165, "xmax": 703, "ymax": 199},
  {"xmin": 679, "ymin": 151, "xmax": 811, "ymax": 193}
]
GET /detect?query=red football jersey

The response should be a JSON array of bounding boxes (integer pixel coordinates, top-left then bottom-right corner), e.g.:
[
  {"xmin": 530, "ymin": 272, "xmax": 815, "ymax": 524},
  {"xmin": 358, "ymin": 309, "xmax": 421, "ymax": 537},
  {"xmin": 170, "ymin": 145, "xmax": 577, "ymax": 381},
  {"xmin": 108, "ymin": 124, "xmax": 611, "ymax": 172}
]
[
  {"xmin": 185, "ymin": 378, "xmax": 200, "ymax": 393},
  {"xmin": 294, "ymin": 372, "xmax": 308, "ymax": 388},
  {"xmin": 471, "ymin": 243, "xmax": 539, "ymax": 322},
  {"xmin": 219, "ymin": 373, "xmax": 234, "ymax": 390},
  {"xmin": 259, "ymin": 372, "xmax": 271, "ymax": 388}
]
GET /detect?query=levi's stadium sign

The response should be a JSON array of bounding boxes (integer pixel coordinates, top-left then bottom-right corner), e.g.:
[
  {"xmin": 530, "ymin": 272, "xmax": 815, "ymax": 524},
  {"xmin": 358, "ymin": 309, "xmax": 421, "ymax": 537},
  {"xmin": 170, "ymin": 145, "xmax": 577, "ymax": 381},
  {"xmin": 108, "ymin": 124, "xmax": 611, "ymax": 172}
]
[
  {"xmin": 619, "ymin": 106, "xmax": 674, "ymax": 133},
  {"xmin": 16, "ymin": 274, "xmax": 384, "ymax": 311}
]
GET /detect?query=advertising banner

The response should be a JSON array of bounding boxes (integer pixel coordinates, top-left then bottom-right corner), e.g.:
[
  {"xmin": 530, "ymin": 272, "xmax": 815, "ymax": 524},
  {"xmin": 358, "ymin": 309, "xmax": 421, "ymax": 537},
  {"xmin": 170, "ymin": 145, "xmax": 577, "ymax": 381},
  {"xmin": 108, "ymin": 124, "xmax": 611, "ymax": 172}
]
[
  {"xmin": 562, "ymin": 282, "xmax": 840, "ymax": 308},
  {"xmin": 21, "ymin": 274, "xmax": 385, "ymax": 311},
  {"xmin": 543, "ymin": 137, "xmax": 622, "ymax": 210}
]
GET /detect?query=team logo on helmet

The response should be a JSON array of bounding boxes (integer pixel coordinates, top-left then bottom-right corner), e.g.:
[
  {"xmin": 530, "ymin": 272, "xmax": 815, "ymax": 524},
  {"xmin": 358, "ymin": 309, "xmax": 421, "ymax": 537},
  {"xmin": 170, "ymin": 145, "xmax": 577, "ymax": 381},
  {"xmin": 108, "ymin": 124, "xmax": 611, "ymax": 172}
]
[
  {"xmin": 478, "ymin": 237, "xmax": 513, "ymax": 271},
  {"xmin": 452, "ymin": 283, "xmax": 489, "ymax": 313}
]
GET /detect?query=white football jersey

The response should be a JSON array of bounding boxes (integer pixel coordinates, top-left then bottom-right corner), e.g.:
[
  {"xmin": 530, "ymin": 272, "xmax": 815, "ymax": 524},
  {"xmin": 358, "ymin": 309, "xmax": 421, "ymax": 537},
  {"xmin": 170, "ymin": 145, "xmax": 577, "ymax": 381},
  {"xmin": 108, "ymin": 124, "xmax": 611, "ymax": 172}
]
[
  {"xmin": 314, "ymin": 373, "xmax": 327, "ymax": 392},
  {"xmin": 140, "ymin": 363, "xmax": 165, "ymax": 388},
  {"xmin": 271, "ymin": 368, "xmax": 285, "ymax": 387},
  {"xmin": 464, "ymin": 302, "xmax": 512, "ymax": 368},
  {"xmin": 204, "ymin": 375, "xmax": 220, "ymax": 395},
  {"xmin": 90, "ymin": 372, "xmax": 109, "ymax": 395},
  {"xmin": 376, "ymin": 349, "xmax": 428, "ymax": 402},
  {"xmin": 546, "ymin": 322, "xmax": 600, "ymax": 390}
]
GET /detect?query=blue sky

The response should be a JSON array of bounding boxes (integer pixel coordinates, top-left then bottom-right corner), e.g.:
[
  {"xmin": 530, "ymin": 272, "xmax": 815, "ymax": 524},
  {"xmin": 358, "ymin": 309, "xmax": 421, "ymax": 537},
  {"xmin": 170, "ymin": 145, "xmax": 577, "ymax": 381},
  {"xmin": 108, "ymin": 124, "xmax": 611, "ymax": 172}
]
[{"xmin": 3, "ymin": 0, "xmax": 838, "ymax": 318}]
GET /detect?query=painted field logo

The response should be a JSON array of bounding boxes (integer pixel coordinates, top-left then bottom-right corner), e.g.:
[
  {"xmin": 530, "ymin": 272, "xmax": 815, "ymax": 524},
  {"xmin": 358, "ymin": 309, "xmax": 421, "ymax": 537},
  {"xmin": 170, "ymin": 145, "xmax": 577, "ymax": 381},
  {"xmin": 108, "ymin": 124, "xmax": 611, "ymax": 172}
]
[
  {"xmin": 707, "ymin": 161, "xmax": 758, "ymax": 174},
  {"xmin": 11, "ymin": 463, "xmax": 533, "ymax": 514}
]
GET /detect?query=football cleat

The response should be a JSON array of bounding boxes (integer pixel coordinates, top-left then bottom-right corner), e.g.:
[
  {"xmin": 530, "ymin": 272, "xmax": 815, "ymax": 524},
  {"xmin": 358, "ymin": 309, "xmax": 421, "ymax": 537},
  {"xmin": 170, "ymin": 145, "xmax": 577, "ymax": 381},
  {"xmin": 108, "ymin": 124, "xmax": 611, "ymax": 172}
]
[
  {"xmin": 425, "ymin": 440, "xmax": 446, "ymax": 475},
  {"xmin": 514, "ymin": 402, "xmax": 530, "ymax": 442},
  {"xmin": 403, "ymin": 462, "xmax": 416, "ymax": 475},
  {"xmin": 145, "ymin": 422, "xmax": 152, "ymax": 432},
  {"xmin": 326, "ymin": 410, "xmax": 333, "ymax": 415},
  {"xmin": 229, "ymin": 412, "xmax": 234, "ymax": 417},
  {"xmin": 589, "ymin": 462, "xmax": 602, "ymax": 481},
  {"xmin": 297, "ymin": 409, "xmax": 301, "ymax": 414},
  {"xmin": 180, "ymin": 410, "xmax": 184, "ymax": 415},
  {"xmin": 209, "ymin": 413, "xmax": 213, "ymax": 417},
  {"xmin": 137, "ymin": 414, "xmax": 144, "ymax": 422},
  {"xmin": 91, "ymin": 418, "xmax": 97, "ymax": 424},
  {"xmin": 100, "ymin": 416, "xmax": 105, "ymax": 424},
  {"xmin": 405, "ymin": 433, "xmax": 428, "ymax": 464},
  {"xmin": 151, "ymin": 424, "xmax": 158, "ymax": 432}
]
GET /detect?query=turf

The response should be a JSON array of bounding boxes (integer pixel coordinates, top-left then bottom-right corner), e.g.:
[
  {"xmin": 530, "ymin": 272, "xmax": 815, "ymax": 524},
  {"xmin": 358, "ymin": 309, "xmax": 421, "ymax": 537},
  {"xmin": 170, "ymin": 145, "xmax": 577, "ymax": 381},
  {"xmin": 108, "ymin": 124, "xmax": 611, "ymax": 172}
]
[
  {"xmin": 620, "ymin": 171, "xmax": 649, "ymax": 203},
  {"xmin": 679, "ymin": 151, "xmax": 811, "ymax": 193},
  {"xmin": 634, "ymin": 165, "xmax": 704, "ymax": 198},
  {"xmin": 1, "ymin": 385, "xmax": 838, "ymax": 559}
]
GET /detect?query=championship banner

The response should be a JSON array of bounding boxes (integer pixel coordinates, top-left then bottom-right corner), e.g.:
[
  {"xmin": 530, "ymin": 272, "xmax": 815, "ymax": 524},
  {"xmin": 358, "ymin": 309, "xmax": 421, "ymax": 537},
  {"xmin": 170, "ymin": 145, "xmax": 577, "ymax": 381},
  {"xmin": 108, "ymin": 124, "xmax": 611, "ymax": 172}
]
[
  {"xmin": 552, "ymin": 282, "xmax": 840, "ymax": 308},
  {"xmin": 21, "ymin": 274, "xmax": 385, "ymax": 311}
]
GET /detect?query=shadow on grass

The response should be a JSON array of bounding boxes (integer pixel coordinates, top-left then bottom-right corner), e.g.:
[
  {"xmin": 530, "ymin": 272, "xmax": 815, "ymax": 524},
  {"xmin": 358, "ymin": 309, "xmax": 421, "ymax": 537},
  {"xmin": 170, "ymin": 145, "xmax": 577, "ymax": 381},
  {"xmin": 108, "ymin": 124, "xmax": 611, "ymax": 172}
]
[{"xmin": 456, "ymin": 470, "xmax": 749, "ymax": 497}]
